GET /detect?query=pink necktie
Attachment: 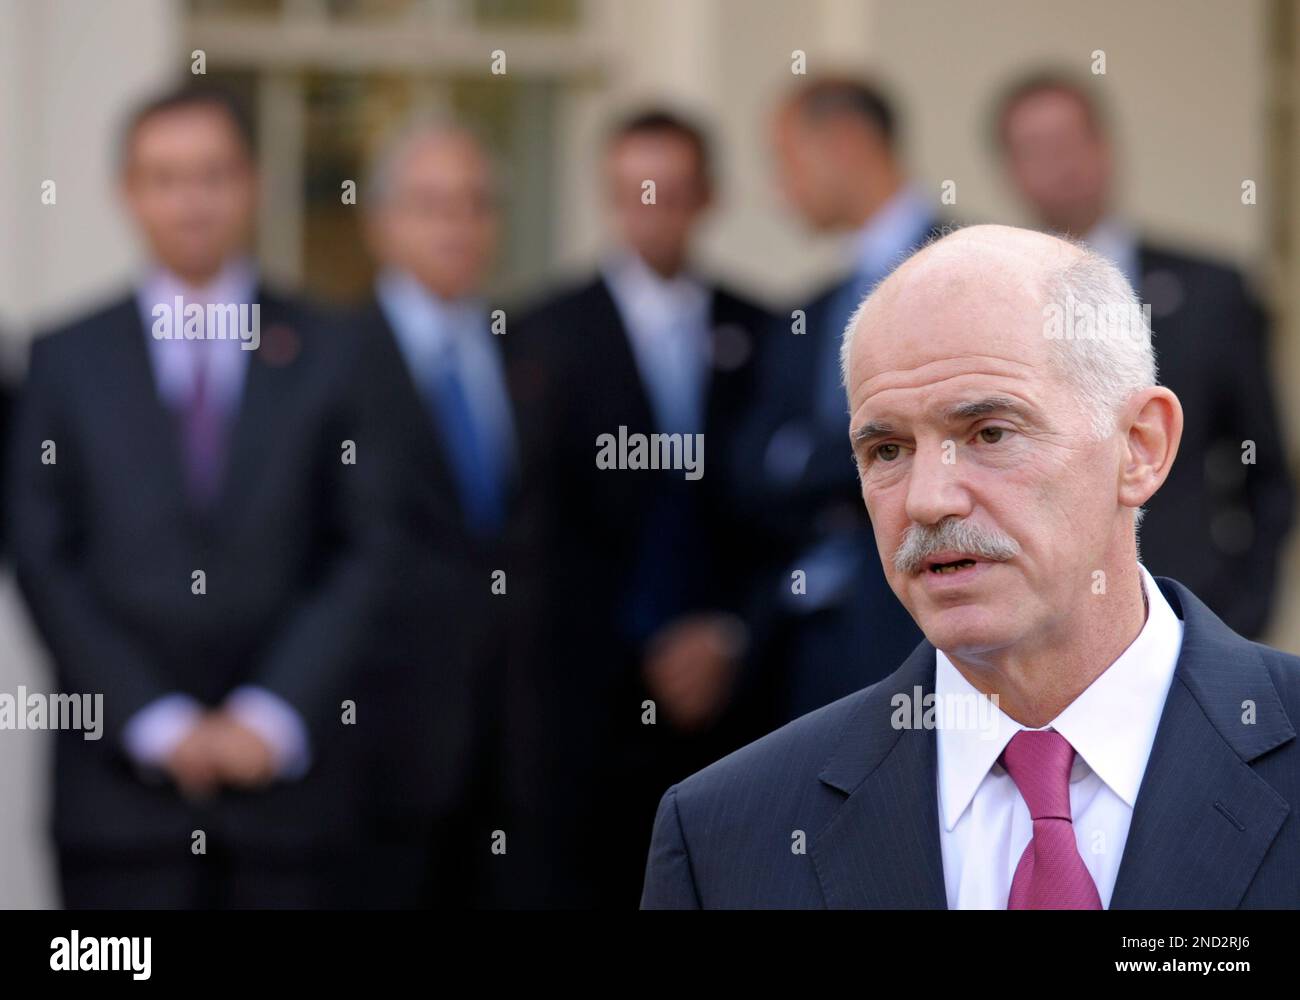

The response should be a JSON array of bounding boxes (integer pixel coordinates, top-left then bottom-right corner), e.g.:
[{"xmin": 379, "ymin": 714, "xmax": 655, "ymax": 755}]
[
  {"xmin": 1000, "ymin": 729, "xmax": 1103, "ymax": 909},
  {"xmin": 181, "ymin": 346, "xmax": 226, "ymax": 509}
]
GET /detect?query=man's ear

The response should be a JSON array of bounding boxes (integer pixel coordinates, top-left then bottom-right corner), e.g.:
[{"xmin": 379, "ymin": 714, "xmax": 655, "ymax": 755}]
[{"xmin": 1118, "ymin": 387, "xmax": 1183, "ymax": 509}]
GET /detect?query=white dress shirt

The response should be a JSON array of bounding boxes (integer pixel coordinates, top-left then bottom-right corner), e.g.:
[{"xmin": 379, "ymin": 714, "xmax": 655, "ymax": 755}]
[
  {"xmin": 850, "ymin": 184, "xmax": 936, "ymax": 280},
  {"xmin": 936, "ymin": 563, "xmax": 1184, "ymax": 908},
  {"xmin": 135, "ymin": 257, "xmax": 256, "ymax": 418},
  {"xmin": 1083, "ymin": 215, "xmax": 1140, "ymax": 290},
  {"xmin": 600, "ymin": 251, "xmax": 712, "ymax": 435}
]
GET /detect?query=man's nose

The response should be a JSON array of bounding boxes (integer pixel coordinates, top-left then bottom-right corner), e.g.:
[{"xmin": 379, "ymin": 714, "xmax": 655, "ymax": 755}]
[{"xmin": 904, "ymin": 440, "xmax": 973, "ymax": 527}]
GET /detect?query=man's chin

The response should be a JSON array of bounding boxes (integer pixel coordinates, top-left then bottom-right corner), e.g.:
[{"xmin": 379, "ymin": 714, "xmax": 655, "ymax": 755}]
[
  {"xmin": 912, "ymin": 603, "xmax": 1013, "ymax": 657},
  {"xmin": 164, "ymin": 248, "xmax": 227, "ymax": 283}
]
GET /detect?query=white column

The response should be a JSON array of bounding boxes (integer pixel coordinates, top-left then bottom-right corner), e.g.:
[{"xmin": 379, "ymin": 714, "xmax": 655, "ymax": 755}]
[
  {"xmin": 0, "ymin": 0, "xmax": 181, "ymax": 338},
  {"xmin": 257, "ymin": 72, "xmax": 306, "ymax": 287},
  {"xmin": 0, "ymin": 0, "xmax": 179, "ymax": 912}
]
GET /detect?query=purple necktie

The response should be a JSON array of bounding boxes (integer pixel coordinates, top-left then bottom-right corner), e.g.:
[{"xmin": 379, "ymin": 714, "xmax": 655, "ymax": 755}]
[
  {"xmin": 180, "ymin": 346, "xmax": 227, "ymax": 509},
  {"xmin": 1000, "ymin": 729, "xmax": 1103, "ymax": 909}
]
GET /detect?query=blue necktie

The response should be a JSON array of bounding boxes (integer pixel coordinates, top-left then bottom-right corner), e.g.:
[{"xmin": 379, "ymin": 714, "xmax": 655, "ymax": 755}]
[{"xmin": 421, "ymin": 339, "xmax": 506, "ymax": 538}]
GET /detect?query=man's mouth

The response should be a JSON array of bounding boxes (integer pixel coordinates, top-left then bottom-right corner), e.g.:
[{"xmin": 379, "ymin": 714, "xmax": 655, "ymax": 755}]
[{"xmin": 926, "ymin": 556, "xmax": 979, "ymax": 575}]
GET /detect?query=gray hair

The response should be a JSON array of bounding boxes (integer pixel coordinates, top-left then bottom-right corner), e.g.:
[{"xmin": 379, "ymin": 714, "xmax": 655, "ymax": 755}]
[
  {"xmin": 362, "ymin": 115, "xmax": 496, "ymax": 209},
  {"xmin": 1039, "ymin": 247, "xmax": 1158, "ymax": 438},
  {"xmin": 840, "ymin": 235, "xmax": 1157, "ymax": 441}
]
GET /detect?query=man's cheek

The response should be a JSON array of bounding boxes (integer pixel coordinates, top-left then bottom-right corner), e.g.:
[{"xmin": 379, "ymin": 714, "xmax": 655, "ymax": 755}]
[
  {"xmin": 861, "ymin": 478, "xmax": 891, "ymax": 513},
  {"xmin": 877, "ymin": 534, "xmax": 899, "ymax": 580}
]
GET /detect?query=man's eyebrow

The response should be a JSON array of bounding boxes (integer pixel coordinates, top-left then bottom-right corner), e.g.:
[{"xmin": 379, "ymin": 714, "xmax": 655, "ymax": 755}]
[
  {"xmin": 941, "ymin": 395, "xmax": 1033, "ymax": 423},
  {"xmin": 850, "ymin": 396, "xmax": 1033, "ymax": 446},
  {"xmin": 851, "ymin": 419, "xmax": 895, "ymax": 446}
]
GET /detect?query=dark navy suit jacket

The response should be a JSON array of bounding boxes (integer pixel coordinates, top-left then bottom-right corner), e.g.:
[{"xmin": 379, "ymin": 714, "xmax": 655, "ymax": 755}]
[{"xmin": 641, "ymin": 576, "xmax": 1300, "ymax": 908}]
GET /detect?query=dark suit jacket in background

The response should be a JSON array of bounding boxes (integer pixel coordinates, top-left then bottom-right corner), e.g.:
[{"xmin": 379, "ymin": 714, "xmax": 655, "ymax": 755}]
[
  {"xmin": 518, "ymin": 273, "xmax": 773, "ymax": 906},
  {"xmin": 346, "ymin": 296, "xmax": 552, "ymax": 906},
  {"xmin": 1135, "ymin": 242, "xmax": 1294, "ymax": 638},
  {"xmin": 7, "ymin": 289, "xmax": 383, "ymax": 900},
  {"xmin": 641, "ymin": 576, "xmax": 1300, "ymax": 909}
]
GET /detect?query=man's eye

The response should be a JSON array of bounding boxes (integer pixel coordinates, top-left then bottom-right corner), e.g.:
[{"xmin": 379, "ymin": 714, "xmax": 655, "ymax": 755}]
[
  {"xmin": 977, "ymin": 427, "xmax": 1007, "ymax": 444},
  {"xmin": 874, "ymin": 443, "xmax": 901, "ymax": 462}
]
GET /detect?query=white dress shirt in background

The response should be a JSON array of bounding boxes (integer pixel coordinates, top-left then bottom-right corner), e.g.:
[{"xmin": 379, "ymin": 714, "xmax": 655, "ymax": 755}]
[
  {"xmin": 135, "ymin": 256, "xmax": 255, "ymax": 418},
  {"xmin": 601, "ymin": 251, "xmax": 712, "ymax": 435},
  {"xmin": 1082, "ymin": 215, "xmax": 1140, "ymax": 290},
  {"xmin": 850, "ymin": 184, "xmax": 936, "ymax": 280}
]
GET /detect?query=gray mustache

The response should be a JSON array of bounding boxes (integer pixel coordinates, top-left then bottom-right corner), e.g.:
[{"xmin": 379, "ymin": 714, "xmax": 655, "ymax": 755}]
[{"xmin": 893, "ymin": 518, "xmax": 1021, "ymax": 575}]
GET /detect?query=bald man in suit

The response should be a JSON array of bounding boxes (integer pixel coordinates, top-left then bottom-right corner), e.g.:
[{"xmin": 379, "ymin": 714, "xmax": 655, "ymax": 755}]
[{"xmin": 643, "ymin": 226, "xmax": 1300, "ymax": 910}]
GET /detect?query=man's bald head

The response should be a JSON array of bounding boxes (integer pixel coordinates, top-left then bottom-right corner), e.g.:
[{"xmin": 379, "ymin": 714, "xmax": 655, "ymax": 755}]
[
  {"xmin": 364, "ymin": 122, "xmax": 494, "ymax": 208},
  {"xmin": 842, "ymin": 224, "xmax": 1156, "ymax": 440},
  {"xmin": 364, "ymin": 121, "xmax": 498, "ymax": 300},
  {"xmin": 838, "ymin": 223, "xmax": 1181, "ymax": 664}
]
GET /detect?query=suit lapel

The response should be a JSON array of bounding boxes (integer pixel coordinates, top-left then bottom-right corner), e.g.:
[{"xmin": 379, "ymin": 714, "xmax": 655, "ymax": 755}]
[
  {"xmin": 812, "ymin": 640, "xmax": 949, "ymax": 909},
  {"xmin": 701, "ymin": 288, "xmax": 758, "ymax": 440},
  {"xmin": 591, "ymin": 276, "xmax": 669, "ymax": 434},
  {"xmin": 368, "ymin": 298, "xmax": 457, "ymax": 477},
  {"xmin": 1136, "ymin": 242, "xmax": 1153, "ymax": 280},
  {"xmin": 484, "ymin": 324, "xmax": 525, "ymax": 508},
  {"xmin": 215, "ymin": 287, "xmax": 302, "ymax": 529},
  {"xmin": 1110, "ymin": 577, "xmax": 1294, "ymax": 908},
  {"xmin": 108, "ymin": 298, "xmax": 200, "ymax": 525}
]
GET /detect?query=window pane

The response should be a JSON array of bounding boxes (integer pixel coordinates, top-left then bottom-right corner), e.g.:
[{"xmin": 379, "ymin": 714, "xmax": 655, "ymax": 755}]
[
  {"xmin": 298, "ymin": 72, "xmax": 556, "ymax": 303},
  {"xmin": 471, "ymin": 0, "xmax": 578, "ymax": 28},
  {"xmin": 187, "ymin": 0, "xmax": 284, "ymax": 16},
  {"xmin": 323, "ymin": 0, "xmax": 418, "ymax": 19}
]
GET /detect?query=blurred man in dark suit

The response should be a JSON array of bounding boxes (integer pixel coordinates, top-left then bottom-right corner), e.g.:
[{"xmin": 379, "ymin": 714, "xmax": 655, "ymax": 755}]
[
  {"xmin": 7, "ymin": 86, "xmax": 381, "ymax": 908},
  {"xmin": 995, "ymin": 71, "xmax": 1294, "ymax": 637},
  {"xmin": 519, "ymin": 109, "xmax": 770, "ymax": 907},
  {"xmin": 736, "ymin": 78, "xmax": 934, "ymax": 723},
  {"xmin": 348, "ymin": 123, "xmax": 550, "ymax": 906}
]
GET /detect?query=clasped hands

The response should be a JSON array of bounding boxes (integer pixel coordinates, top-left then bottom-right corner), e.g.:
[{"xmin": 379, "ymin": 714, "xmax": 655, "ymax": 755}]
[
  {"xmin": 642, "ymin": 612, "xmax": 748, "ymax": 732},
  {"xmin": 164, "ymin": 711, "xmax": 277, "ymax": 799}
]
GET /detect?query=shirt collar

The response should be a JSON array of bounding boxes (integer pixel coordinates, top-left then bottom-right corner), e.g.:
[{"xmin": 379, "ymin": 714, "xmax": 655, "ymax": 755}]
[
  {"xmin": 136, "ymin": 257, "xmax": 257, "ymax": 324},
  {"xmin": 600, "ymin": 250, "xmax": 709, "ymax": 321},
  {"xmin": 374, "ymin": 267, "xmax": 485, "ymax": 363},
  {"xmin": 936, "ymin": 563, "xmax": 1184, "ymax": 831},
  {"xmin": 851, "ymin": 185, "xmax": 935, "ymax": 279},
  {"xmin": 1082, "ymin": 216, "xmax": 1140, "ymax": 287}
]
